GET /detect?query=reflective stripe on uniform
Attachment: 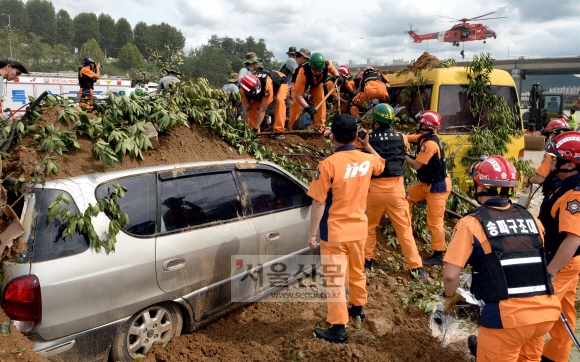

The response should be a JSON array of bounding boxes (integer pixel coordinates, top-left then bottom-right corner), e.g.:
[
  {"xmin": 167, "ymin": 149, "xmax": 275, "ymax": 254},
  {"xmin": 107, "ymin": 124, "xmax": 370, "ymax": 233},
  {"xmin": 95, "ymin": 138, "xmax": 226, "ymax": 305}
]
[
  {"xmin": 507, "ymin": 285, "xmax": 547, "ymax": 295},
  {"xmin": 500, "ymin": 257, "xmax": 542, "ymax": 266}
]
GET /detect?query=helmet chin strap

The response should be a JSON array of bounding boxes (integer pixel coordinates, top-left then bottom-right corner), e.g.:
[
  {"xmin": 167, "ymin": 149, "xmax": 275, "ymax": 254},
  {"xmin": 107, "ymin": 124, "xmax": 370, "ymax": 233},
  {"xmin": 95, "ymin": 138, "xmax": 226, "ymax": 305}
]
[{"xmin": 473, "ymin": 187, "xmax": 513, "ymax": 205}]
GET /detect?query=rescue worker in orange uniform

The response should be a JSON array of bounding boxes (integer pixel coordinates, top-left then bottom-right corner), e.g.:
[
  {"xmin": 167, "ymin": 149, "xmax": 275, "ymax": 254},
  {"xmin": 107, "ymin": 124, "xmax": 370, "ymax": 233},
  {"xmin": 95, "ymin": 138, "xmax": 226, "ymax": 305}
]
[
  {"xmin": 363, "ymin": 103, "xmax": 426, "ymax": 278},
  {"xmin": 528, "ymin": 119, "xmax": 571, "ymax": 195},
  {"xmin": 325, "ymin": 65, "xmax": 355, "ymax": 114},
  {"xmin": 405, "ymin": 110, "xmax": 452, "ymax": 265},
  {"xmin": 78, "ymin": 56, "xmax": 101, "ymax": 102},
  {"xmin": 442, "ymin": 155, "xmax": 560, "ymax": 362},
  {"xmin": 307, "ymin": 113, "xmax": 385, "ymax": 343},
  {"xmin": 240, "ymin": 71, "xmax": 289, "ymax": 139},
  {"xmin": 350, "ymin": 66, "xmax": 389, "ymax": 118},
  {"xmin": 288, "ymin": 48, "xmax": 310, "ymax": 130},
  {"xmin": 290, "ymin": 52, "xmax": 343, "ymax": 129},
  {"xmin": 537, "ymin": 132, "xmax": 580, "ymax": 362}
]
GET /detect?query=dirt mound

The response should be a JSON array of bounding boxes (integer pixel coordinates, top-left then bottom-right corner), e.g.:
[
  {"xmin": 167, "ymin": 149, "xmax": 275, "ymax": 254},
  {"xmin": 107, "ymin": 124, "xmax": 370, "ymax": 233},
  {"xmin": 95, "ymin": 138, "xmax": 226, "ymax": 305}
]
[
  {"xmin": 0, "ymin": 309, "xmax": 47, "ymax": 362},
  {"xmin": 143, "ymin": 229, "xmax": 469, "ymax": 362},
  {"xmin": 383, "ymin": 52, "xmax": 441, "ymax": 74}
]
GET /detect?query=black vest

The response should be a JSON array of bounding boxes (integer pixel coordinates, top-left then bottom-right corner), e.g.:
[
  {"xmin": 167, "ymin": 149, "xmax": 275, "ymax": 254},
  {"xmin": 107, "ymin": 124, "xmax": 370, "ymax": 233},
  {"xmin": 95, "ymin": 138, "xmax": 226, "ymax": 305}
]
[
  {"xmin": 368, "ymin": 127, "xmax": 406, "ymax": 178},
  {"xmin": 415, "ymin": 133, "xmax": 447, "ymax": 183},
  {"xmin": 302, "ymin": 62, "xmax": 329, "ymax": 89},
  {"xmin": 469, "ymin": 203, "xmax": 553, "ymax": 303},
  {"xmin": 361, "ymin": 70, "xmax": 381, "ymax": 91},
  {"xmin": 246, "ymin": 70, "xmax": 283, "ymax": 102},
  {"xmin": 78, "ymin": 67, "xmax": 95, "ymax": 90},
  {"xmin": 538, "ymin": 175, "xmax": 580, "ymax": 256}
]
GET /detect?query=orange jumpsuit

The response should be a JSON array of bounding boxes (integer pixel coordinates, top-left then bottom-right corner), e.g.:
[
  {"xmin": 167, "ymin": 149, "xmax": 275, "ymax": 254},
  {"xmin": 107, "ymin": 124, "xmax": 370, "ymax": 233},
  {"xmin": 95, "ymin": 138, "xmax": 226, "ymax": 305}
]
[
  {"xmin": 444, "ymin": 209, "xmax": 560, "ymax": 361},
  {"xmin": 241, "ymin": 71, "xmax": 289, "ymax": 132},
  {"xmin": 365, "ymin": 133, "xmax": 422, "ymax": 269},
  {"xmin": 535, "ymin": 154, "xmax": 551, "ymax": 178},
  {"xmin": 325, "ymin": 78, "xmax": 355, "ymax": 114},
  {"xmin": 350, "ymin": 78, "xmax": 389, "ymax": 117},
  {"xmin": 540, "ymin": 185, "xmax": 580, "ymax": 362},
  {"xmin": 307, "ymin": 145, "xmax": 385, "ymax": 325},
  {"xmin": 290, "ymin": 60, "xmax": 337, "ymax": 129},
  {"xmin": 406, "ymin": 134, "xmax": 451, "ymax": 252}
]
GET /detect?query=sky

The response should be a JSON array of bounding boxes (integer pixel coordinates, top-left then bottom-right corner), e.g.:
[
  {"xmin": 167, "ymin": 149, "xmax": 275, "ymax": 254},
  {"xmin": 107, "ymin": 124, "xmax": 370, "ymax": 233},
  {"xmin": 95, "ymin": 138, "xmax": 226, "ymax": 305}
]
[{"xmin": 49, "ymin": 0, "xmax": 580, "ymax": 66}]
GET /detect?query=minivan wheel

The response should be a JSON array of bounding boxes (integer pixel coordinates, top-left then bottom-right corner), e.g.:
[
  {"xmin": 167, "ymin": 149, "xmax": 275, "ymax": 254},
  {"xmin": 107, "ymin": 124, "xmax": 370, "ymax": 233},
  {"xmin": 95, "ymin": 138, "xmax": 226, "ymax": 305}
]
[{"xmin": 110, "ymin": 303, "xmax": 183, "ymax": 361}]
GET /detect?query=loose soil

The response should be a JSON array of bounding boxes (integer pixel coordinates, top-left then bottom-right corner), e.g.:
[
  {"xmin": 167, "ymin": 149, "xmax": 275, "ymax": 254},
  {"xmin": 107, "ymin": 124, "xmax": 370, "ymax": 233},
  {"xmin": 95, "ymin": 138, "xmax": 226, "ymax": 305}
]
[
  {"xmin": 0, "ymin": 105, "xmax": 471, "ymax": 361},
  {"xmin": 383, "ymin": 52, "xmax": 441, "ymax": 74}
]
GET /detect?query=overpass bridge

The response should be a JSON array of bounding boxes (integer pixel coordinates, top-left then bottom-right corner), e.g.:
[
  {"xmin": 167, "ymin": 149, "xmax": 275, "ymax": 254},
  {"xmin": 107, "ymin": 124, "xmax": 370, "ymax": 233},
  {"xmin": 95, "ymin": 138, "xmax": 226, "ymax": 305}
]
[{"xmin": 374, "ymin": 56, "xmax": 580, "ymax": 95}]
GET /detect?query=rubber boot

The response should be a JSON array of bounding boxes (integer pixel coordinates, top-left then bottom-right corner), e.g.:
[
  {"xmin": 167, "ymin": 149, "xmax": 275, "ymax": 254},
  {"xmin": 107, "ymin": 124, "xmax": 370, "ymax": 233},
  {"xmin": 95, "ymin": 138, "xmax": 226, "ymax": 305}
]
[
  {"xmin": 364, "ymin": 258, "xmax": 374, "ymax": 269},
  {"xmin": 348, "ymin": 305, "xmax": 366, "ymax": 322},
  {"xmin": 468, "ymin": 335, "xmax": 477, "ymax": 357},
  {"xmin": 422, "ymin": 251, "xmax": 444, "ymax": 265},
  {"xmin": 314, "ymin": 324, "xmax": 347, "ymax": 344},
  {"xmin": 411, "ymin": 268, "xmax": 429, "ymax": 280}
]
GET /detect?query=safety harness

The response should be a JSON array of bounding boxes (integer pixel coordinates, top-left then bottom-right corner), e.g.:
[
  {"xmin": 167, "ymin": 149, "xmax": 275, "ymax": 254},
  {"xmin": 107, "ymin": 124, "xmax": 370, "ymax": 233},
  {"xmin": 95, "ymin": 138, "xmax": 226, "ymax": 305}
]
[
  {"xmin": 245, "ymin": 70, "xmax": 285, "ymax": 102},
  {"xmin": 302, "ymin": 62, "xmax": 329, "ymax": 89},
  {"xmin": 360, "ymin": 69, "xmax": 382, "ymax": 91},
  {"xmin": 470, "ymin": 202, "xmax": 554, "ymax": 302}
]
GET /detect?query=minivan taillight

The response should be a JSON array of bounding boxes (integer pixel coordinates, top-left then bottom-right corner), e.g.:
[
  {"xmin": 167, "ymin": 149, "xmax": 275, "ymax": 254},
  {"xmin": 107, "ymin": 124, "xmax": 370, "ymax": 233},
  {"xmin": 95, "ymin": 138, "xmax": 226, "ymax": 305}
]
[{"xmin": 2, "ymin": 275, "xmax": 41, "ymax": 335}]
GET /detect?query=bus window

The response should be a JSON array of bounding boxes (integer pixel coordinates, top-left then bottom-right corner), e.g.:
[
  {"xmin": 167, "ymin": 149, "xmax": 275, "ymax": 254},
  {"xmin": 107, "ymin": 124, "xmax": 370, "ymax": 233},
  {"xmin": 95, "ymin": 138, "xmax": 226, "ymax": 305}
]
[
  {"xmin": 390, "ymin": 85, "xmax": 432, "ymax": 117},
  {"xmin": 438, "ymin": 85, "xmax": 519, "ymax": 133}
]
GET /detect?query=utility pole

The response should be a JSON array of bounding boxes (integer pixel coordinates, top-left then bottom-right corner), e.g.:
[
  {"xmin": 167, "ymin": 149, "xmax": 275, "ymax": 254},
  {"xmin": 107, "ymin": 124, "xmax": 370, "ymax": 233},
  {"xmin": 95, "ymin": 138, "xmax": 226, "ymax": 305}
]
[{"xmin": 1, "ymin": 14, "xmax": 12, "ymax": 58}]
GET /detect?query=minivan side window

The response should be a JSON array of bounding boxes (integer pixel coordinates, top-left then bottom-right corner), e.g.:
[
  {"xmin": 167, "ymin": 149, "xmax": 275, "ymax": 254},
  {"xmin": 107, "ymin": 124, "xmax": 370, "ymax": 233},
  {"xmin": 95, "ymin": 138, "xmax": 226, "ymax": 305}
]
[
  {"xmin": 238, "ymin": 170, "xmax": 311, "ymax": 215},
  {"xmin": 160, "ymin": 172, "xmax": 242, "ymax": 232},
  {"xmin": 96, "ymin": 174, "xmax": 157, "ymax": 236}
]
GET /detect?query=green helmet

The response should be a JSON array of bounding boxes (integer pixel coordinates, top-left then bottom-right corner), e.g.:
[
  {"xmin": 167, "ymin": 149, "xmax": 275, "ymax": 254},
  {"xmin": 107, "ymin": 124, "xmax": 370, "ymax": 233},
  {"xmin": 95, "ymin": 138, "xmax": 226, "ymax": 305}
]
[
  {"xmin": 309, "ymin": 52, "xmax": 326, "ymax": 71},
  {"xmin": 372, "ymin": 103, "xmax": 396, "ymax": 124}
]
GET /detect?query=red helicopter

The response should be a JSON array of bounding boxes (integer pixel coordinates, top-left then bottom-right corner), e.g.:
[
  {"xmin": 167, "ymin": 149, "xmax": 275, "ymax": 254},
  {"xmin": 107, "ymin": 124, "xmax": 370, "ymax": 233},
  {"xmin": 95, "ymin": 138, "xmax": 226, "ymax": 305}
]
[{"xmin": 407, "ymin": 12, "xmax": 506, "ymax": 47}]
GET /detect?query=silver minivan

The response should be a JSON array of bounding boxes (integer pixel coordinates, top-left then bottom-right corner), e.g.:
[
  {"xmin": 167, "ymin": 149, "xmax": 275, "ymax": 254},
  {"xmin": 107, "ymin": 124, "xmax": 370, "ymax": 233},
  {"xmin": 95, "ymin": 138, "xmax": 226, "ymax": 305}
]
[{"xmin": 1, "ymin": 160, "xmax": 315, "ymax": 361}]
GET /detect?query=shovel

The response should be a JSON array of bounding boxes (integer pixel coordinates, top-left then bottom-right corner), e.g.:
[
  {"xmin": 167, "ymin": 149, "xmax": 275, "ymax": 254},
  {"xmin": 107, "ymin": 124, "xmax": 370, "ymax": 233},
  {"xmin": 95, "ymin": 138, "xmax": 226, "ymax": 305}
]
[{"xmin": 293, "ymin": 82, "xmax": 340, "ymax": 130}]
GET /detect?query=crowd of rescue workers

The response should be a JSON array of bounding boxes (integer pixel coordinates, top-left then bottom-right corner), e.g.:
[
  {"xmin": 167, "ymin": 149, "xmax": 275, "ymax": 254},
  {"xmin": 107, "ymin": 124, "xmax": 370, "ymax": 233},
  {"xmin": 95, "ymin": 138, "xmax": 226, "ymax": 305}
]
[
  {"xmin": 218, "ymin": 46, "xmax": 580, "ymax": 362},
  {"xmin": 6, "ymin": 48, "xmax": 580, "ymax": 361}
]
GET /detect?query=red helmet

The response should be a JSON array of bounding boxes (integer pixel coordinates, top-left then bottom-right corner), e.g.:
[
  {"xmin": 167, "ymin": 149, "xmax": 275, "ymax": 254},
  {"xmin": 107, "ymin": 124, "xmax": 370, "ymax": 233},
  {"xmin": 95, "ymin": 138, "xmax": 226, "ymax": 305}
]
[
  {"xmin": 338, "ymin": 65, "xmax": 351, "ymax": 77},
  {"xmin": 240, "ymin": 74, "xmax": 261, "ymax": 94},
  {"xmin": 543, "ymin": 118, "xmax": 570, "ymax": 136},
  {"xmin": 469, "ymin": 155, "xmax": 519, "ymax": 188},
  {"xmin": 545, "ymin": 131, "xmax": 580, "ymax": 165},
  {"xmin": 415, "ymin": 110, "xmax": 442, "ymax": 130}
]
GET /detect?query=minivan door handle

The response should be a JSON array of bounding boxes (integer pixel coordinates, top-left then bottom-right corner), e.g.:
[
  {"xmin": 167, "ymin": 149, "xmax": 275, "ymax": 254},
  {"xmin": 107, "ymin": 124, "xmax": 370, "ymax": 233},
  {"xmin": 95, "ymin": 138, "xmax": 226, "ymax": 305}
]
[
  {"xmin": 266, "ymin": 231, "xmax": 280, "ymax": 241},
  {"xmin": 162, "ymin": 258, "xmax": 186, "ymax": 271}
]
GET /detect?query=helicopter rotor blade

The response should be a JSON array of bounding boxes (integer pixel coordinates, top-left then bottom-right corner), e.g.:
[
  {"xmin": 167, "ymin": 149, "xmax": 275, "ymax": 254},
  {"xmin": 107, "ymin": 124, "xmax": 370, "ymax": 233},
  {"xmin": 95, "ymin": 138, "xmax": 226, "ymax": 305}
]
[
  {"xmin": 438, "ymin": 15, "xmax": 460, "ymax": 21},
  {"xmin": 470, "ymin": 11, "xmax": 497, "ymax": 20},
  {"xmin": 472, "ymin": 16, "xmax": 508, "ymax": 21}
]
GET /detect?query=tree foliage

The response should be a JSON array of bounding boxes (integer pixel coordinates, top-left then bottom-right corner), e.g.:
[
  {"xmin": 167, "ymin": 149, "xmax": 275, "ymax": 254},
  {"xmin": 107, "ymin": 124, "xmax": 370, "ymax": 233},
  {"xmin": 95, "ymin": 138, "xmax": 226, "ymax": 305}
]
[
  {"xmin": 73, "ymin": 12, "xmax": 99, "ymax": 49},
  {"xmin": 0, "ymin": 0, "xmax": 29, "ymax": 34},
  {"xmin": 112, "ymin": 18, "xmax": 133, "ymax": 58},
  {"xmin": 55, "ymin": 9, "xmax": 73, "ymax": 46},
  {"xmin": 133, "ymin": 21, "xmax": 150, "ymax": 55},
  {"xmin": 118, "ymin": 43, "xmax": 142, "ymax": 71},
  {"xmin": 98, "ymin": 13, "xmax": 115, "ymax": 57},
  {"xmin": 25, "ymin": 0, "xmax": 56, "ymax": 45},
  {"xmin": 79, "ymin": 38, "xmax": 105, "ymax": 65}
]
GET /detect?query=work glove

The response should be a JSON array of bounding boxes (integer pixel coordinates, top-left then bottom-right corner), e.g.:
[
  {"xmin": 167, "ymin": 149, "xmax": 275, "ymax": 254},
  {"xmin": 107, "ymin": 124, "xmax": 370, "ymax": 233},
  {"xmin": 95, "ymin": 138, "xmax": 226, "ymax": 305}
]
[
  {"xmin": 305, "ymin": 106, "xmax": 317, "ymax": 119},
  {"xmin": 345, "ymin": 90, "xmax": 356, "ymax": 103},
  {"xmin": 336, "ymin": 75, "xmax": 345, "ymax": 87},
  {"xmin": 442, "ymin": 293, "xmax": 466, "ymax": 317}
]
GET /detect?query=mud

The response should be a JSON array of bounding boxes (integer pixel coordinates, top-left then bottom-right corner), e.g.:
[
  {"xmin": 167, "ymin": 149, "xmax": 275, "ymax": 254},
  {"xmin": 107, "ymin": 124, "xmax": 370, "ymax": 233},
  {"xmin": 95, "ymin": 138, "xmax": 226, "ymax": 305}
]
[
  {"xmin": 0, "ymin": 309, "xmax": 46, "ymax": 362},
  {"xmin": 384, "ymin": 52, "xmax": 442, "ymax": 74}
]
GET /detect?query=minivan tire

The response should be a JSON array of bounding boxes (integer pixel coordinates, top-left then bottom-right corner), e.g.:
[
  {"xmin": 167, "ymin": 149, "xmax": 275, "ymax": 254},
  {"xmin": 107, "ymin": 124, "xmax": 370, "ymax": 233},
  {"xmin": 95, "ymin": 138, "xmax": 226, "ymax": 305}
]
[{"xmin": 110, "ymin": 302, "xmax": 183, "ymax": 361}]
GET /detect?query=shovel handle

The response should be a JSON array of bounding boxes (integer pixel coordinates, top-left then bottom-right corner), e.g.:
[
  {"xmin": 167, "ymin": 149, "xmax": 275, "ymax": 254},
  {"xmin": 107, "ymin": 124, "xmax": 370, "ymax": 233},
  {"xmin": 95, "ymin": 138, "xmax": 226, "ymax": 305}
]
[{"xmin": 315, "ymin": 82, "xmax": 340, "ymax": 111}]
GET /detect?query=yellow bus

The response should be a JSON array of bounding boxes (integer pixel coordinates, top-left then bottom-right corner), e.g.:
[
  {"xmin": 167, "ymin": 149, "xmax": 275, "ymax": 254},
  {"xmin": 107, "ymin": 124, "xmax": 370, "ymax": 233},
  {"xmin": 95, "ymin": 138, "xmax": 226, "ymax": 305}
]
[{"xmin": 387, "ymin": 67, "xmax": 524, "ymax": 185}]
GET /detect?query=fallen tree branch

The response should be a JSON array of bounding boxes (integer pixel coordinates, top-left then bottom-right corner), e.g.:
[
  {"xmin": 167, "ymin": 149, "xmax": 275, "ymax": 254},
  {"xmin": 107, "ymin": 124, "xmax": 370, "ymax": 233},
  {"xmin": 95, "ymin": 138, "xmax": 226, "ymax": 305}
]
[
  {"xmin": 1, "ymin": 91, "xmax": 49, "ymax": 152},
  {"xmin": 445, "ymin": 209, "xmax": 463, "ymax": 219},
  {"xmin": 451, "ymin": 190, "xmax": 479, "ymax": 208},
  {"xmin": 298, "ymin": 143, "xmax": 328, "ymax": 157},
  {"xmin": 259, "ymin": 131, "xmax": 321, "ymax": 136},
  {"xmin": 281, "ymin": 153, "xmax": 323, "ymax": 159}
]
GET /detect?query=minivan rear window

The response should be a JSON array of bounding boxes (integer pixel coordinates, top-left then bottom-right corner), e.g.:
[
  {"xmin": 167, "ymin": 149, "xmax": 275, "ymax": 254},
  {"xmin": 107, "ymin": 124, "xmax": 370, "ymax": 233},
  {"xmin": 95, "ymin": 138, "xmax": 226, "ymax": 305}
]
[{"xmin": 29, "ymin": 190, "xmax": 89, "ymax": 263}]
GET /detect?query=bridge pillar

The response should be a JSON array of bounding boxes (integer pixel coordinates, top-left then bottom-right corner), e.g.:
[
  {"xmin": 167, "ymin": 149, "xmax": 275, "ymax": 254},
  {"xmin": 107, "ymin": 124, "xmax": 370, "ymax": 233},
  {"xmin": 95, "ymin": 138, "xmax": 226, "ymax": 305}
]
[{"xmin": 510, "ymin": 68, "xmax": 526, "ymax": 97}]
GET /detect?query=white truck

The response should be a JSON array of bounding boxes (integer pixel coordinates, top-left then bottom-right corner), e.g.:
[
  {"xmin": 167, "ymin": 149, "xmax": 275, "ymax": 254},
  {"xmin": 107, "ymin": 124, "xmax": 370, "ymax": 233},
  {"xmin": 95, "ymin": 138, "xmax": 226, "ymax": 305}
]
[{"xmin": 1, "ymin": 72, "xmax": 132, "ymax": 114}]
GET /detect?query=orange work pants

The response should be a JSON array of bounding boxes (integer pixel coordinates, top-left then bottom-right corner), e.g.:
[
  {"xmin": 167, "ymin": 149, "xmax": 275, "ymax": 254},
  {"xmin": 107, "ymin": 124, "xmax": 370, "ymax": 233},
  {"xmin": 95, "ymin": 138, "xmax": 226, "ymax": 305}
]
[
  {"xmin": 365, "ymin": 190, "xmax": 422, "ymax": 269},
  {"xmin": 289, "ymin": 85, "xmax": 326, "ymax": 129},
  {"xmin": 273, "ymin": 84, "xmax": 289, "ymax": 132},
  {"xmin": 477, "ymin": 321, "xmax": 556, "ymax": 362},
  {"xmin": 320, "ymin": 238, "xmax": 367, "ymax": 325},
  {"xmin": 246, "ymin": 100, "xmax": 268, "ymax": 130},
  {"xmin": 541, "ymin": 256, "xmax": 580, "ymax": 362},
  {"xmin": 406, "ymin": 176, "xmax": 451, "ymax": 252},
  {"xmin": 349, "ymin": 81, "xmax": 389, "ymax": 117}
]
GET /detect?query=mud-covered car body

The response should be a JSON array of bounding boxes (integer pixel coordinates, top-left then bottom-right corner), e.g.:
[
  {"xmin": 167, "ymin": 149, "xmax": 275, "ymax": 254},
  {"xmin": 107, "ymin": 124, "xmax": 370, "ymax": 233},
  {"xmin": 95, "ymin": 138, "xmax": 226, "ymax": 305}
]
[{"xmin": 1, "ymin": 160, "xmax": 316, "ymax": 361}]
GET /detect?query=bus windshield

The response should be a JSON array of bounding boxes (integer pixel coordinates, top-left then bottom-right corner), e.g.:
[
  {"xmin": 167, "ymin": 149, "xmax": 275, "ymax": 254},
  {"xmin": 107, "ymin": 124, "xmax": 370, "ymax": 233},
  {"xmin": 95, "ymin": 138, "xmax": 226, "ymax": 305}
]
[{"xmin": 437, "ymin": 85, "xmax": 519, "ymax": 133}]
